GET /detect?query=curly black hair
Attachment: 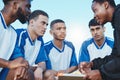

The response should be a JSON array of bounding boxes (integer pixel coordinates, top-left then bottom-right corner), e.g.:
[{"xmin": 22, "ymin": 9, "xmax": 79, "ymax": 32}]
[{"xmin": 92, "ymin": 0, "xmax": 116, "ymax": 7}]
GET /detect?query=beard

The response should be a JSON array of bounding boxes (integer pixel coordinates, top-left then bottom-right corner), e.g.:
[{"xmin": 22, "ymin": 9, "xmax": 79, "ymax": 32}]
[{"xmin": 17, "ymin": 7, "xmax": 28, "ymax": 24}]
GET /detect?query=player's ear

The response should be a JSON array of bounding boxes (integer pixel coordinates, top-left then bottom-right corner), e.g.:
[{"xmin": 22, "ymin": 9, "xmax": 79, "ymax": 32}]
[
  {"xmin": 29, "ymin": 19, "xmax": 34, "ymax": 27},
  {"xmin": 104, "ymin": 1, "xmax": 109, "ymax": 9},
  {"xmin": 50, "ymin": 30, "xmax": 53, "ymax": 35},
  {"xmin": 12, "ymin": 1, "xmax": 19, "ymax": 10}
]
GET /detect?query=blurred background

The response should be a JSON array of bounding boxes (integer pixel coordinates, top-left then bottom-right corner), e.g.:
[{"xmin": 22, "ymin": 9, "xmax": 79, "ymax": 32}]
[{"xmin": 0, "ymin": 0, "xmax": 119, "ymax": 60}]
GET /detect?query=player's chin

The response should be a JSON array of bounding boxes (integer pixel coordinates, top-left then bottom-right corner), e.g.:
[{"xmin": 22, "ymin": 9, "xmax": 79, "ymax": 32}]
[
  {"xmin": 59, "ymin": 38, "xmax": 65, "ymax": 41},
  {"xmin": 37, "ymin": 33, "xmax": 43, "ymax": 37}
]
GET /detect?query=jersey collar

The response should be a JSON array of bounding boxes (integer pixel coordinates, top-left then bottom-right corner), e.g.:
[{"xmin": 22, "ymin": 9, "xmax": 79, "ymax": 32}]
[{"xmin": 0, "ymin": 12, "xmax": 7, "ymax": 29}]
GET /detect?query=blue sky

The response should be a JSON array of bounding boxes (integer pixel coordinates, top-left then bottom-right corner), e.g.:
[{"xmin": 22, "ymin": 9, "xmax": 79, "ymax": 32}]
[{"xmin": 0, "ymin": 0, "xmax": 119, "ymax": 59}]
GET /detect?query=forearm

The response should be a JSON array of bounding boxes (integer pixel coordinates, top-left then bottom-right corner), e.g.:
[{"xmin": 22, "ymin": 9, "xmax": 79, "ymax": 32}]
[
  {"xmin": 0, "ymin": 58, "xmax": 9, "ymax": 68},
  {"xmin": 37, "ymin": 62, "xmax": 46, "ymax": 72},
  {"xmin": 99, "ymin": 56, "xmax": 120, "ymax": 79},
  {"xmin": 92, "ymin": 55, "xmax": 115, "ymax": 70},
  {"xmin": 30, "ymin": 62, "xmax": 46, "ymax": 72},
  {"xmin": 66, "ymin": 66, "xmax": 78, "ymax": 73}
]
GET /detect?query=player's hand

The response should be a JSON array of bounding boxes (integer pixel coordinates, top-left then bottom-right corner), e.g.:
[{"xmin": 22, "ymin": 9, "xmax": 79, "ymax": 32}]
[
  {"xmin": 84, "ymin": 70, "xmax": 102, "ymax": 80},
  {"xmin": 34, "ymin": 67, "xmax": 43, "ymax": 80},
  {"xmin": 79, "ymin": 62, "xmax": 92, "ymax": 74},
  {"xmin": 8, "ymin": 57, "xmax": 29, "ymax": 69}
]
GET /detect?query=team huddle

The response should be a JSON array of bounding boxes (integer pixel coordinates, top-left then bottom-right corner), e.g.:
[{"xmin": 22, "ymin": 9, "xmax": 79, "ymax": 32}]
[{"xmin": 0, "ymin": 0, "xmax": 120, "ymax": 80}]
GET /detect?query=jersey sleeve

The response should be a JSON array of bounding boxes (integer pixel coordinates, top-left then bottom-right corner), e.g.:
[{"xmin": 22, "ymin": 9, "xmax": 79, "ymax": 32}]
[
  {"xmin": 79, "ymin": 41, "xmax": 90, "ymax": 63},
  {"xmin": 44, "ymin": 42, "xmax": 52, "ymax": 69},
  {"xmin": 35, "ymin": 45, "xmax": 48, "ymax": 64},
  {"xmin": 69, "ymin": 43, "xmax": 78, "ymax": 67},
  {"xmin": 98, "ymin": 56, "xmax": 120, "ymax": 79},
  {"xmin": 10, "ymin": 29, "xmax": 25, "ymax": 60},
  {"xmin": 10, "ymin": 45, "xmax": 24, "ymax": 60}
]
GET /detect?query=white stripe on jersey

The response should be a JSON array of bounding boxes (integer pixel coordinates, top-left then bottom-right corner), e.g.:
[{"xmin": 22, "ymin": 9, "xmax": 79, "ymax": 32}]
[
  {"xmin": 0, "ymin": 12, "xmax": 17, "ymax": 72},
  {"xmin": 49, "ymin": 45, "xmax": 72, "ymax": 71},
  {"xmin": 24, "ymin": 38, "xmax": 41, "ymax": 65},
  {"xmin": 88, "ymin": 42, "xmax": 112, "ymax": 61}
]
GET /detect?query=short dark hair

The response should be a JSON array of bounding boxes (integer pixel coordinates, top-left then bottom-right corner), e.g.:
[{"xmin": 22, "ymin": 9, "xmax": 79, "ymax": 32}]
[
  {"xmin": 92, "ymin": 0, "xmax": 116, "ymax": 7},
  {"xmin": 50, "ymin": 19, "xmax": 65, "ymax": 29},
  {"xmin": 3, "ymin": 0, "xmax": 11, "ymax": 5},
  {"xmin": 88, "ymin": 18, "xmax": 101, "ymax": 27},
  {"xmin": 28, "ymin": 10, "xmax": 49, "ymax": 24},
  {"xmin": 3, "ymin": 0, "xmax": 33, "ymax": 5}
]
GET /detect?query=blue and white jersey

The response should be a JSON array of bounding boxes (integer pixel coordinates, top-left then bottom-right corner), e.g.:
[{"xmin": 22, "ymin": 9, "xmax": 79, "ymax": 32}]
[
  {"xmin": 44, "ymin": 40, "xmax": 78, "ymax": 71},
  {"xmin": 0, "ymin": 12, "xmax": 17, "ymax": 72},
  {"xmin": 16, "ymin": 29, "xmax": 48, "ymax": 66},
  {"xmin": 79, "ymin": 37, "xmax": 114, "ymax": 63},
  {"xmin": 0, "ymin": 12, "xmax": 24, "ymax": 80}
]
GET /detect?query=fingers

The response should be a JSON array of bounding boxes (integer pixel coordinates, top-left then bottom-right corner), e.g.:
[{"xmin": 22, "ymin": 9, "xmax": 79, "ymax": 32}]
[
  {"xmin": 19, "ymin": 67, "xmax": 26, "ymax": 78},
  {"xmin": 20, "ymin": 61, "xmax": 29, "ymax": 69},
  {"xmin": 8, "ymin": 57, "xmax": 29, "ymax": 69},
  {"xmin": 17, "ymin": 57, "xmax": 29, "ymax": 66},
  {"xmin": 79, "ymin": 62, "xmax": 86, "ymax": 73},
  {"xmin": 20, "ymin": 59, "xmax": 29, "ymax": 68},
  {"xmin": 79, "ymin": 62, "xmax": 92, "ymax": 74},
  {"xmin": 14, "ymin": 67, "xmax": 27, "ymax": 79},
  {"xmin": 14, "ymin": 68, "xmax": 21, "ymax": 79},
  {"xmin": 13, "ymin": 76, "xmax": 17, "ymax": 80}
]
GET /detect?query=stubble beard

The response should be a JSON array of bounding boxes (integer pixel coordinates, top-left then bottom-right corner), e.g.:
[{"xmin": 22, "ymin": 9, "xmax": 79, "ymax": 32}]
[{"xmin": 17, "ymin": 7, "xmax": 27, "ymax": 24}]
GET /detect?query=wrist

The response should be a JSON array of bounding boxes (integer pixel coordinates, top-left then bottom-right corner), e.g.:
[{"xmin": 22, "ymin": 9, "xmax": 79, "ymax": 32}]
[
  {"xmin": 37, "ymin": 66, "xmax": 44, "ymax": 72},
  {"xmin": 7, "ymin": 61, "xmax": 11, "ymax": 69},
  {"xmin": 65, "ymin": 70, "xmax": 68, "ymax": 73},
  {"xmin": 90, "ymin": 62, "xmax": 93, "ymax": 67}
]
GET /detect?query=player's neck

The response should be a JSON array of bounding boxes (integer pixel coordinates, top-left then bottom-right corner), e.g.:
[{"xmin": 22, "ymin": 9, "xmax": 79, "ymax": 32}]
[
  {"xmin": 27, "ymin": 28, "xmax": 37, "ymax": 42},
  {"xmin": 1, "ymin": 8, "xmax": 16, "ymax": 26},
  {"xmin": 95, "ymin": 37, "xmax": 105, "ymax": 47},
  {"xmin": 53, "ymin": 39, "xmax": 63, "ymax": 49}
]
